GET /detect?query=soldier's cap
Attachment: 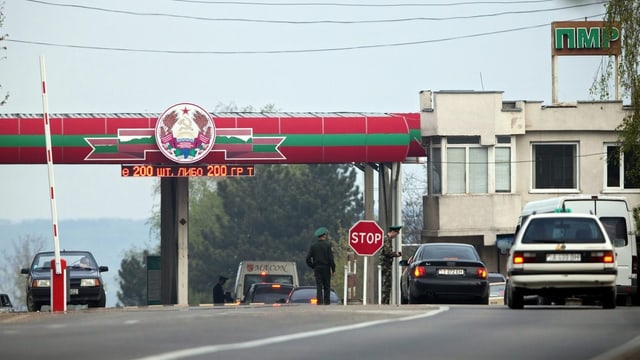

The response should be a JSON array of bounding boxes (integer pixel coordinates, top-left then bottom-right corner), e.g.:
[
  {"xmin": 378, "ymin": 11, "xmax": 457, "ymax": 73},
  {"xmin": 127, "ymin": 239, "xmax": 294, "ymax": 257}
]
[
  {"xmin": 388, "ymin": 225, "xmax": 403, "ymax": 232},
  {"xmin": 218, "ymin": 276, "xmax": 228, "ymax": 282},
  {"xmin": 314, "ymin": 227, "xmax": 328, "ymax": 237}
]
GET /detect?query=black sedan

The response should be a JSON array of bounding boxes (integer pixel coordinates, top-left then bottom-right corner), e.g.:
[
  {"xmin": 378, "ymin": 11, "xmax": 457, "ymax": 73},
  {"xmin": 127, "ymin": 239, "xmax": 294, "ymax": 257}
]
[
  {"xmin": 242, "ymin": 283, "xmax": 294, "ymax": 304},
  {"xmin": 399, "ymin": 243, "xmax": 489, "ymax": 304},
  {"xmin": 286, "ymin": 286, "xmax": 341, "ymax": 305},
  {"xmin": 20, "ymin": 250, "xmax": 109, "ymax": 311}
]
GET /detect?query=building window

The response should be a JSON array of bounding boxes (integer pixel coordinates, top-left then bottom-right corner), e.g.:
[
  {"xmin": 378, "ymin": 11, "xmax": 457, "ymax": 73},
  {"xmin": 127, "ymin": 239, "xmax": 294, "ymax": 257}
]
[
  {"xmin": 431, "ymin": 136, "xmax": 512, "ymax": 195},
  {"xmin": 495, "ymin": 147, "xmax": 511, "ymax": 192},
  {"xmin": 532, "ymin": 143, "xmax": 577, "ymax": 190},
  {"xmin": 446, "ymin": 146, "xmax": 488, "ymax": 194},
  {"xmin": 605, "ymin": 145, "xmax": 640, "ymax": 189},
  {"xmin": 469, "ymin": 148, "xmax": 488, "ymax": 193},
  {"xmin": 430, "ymin": 147, "xmax": 442, "ymax": 194},
  {"xmin": 447, "ymin": 148, "xmax": 466, "ymax": 193}
]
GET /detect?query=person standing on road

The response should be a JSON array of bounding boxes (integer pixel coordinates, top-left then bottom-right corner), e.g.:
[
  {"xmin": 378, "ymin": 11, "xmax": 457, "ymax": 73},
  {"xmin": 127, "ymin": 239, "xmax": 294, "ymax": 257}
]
[
  {"xmin": 380, "ymin": 225, "xmax": 402, "ymax": 304},
  {"xmin": 213, "ymin": 275, "xmax": 229, "ymax": 305},
  {"xmin": 306, "ymin": 227, "xmax": 336, "ymax": 305}
]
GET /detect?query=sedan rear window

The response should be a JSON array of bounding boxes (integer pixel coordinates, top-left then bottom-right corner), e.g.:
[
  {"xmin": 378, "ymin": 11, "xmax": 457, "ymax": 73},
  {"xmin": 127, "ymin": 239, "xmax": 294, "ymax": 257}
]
[
  {"xmin": 252, "ymin": 286, "xmax": 292, "ymax": 303},
  {"xmin": 522, "ymin": 218, "xmax": 606, "ymax": 244},
  {"xmin": 417, "ymin": 246, "xmax": 479, "ymax": 261}
]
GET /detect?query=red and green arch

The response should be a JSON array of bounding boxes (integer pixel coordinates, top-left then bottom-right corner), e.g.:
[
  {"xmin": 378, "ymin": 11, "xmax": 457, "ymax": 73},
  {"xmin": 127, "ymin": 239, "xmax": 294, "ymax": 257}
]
[{"xmin": 0, "ymin": 112, "xmax": 424, "ymax": 164}]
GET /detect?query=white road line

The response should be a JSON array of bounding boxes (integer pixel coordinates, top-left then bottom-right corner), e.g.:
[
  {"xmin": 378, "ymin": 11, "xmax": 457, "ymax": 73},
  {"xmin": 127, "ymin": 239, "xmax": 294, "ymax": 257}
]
[{"xmin": 134, "ymin": 307, "xmax": 449, "ymax": 360}]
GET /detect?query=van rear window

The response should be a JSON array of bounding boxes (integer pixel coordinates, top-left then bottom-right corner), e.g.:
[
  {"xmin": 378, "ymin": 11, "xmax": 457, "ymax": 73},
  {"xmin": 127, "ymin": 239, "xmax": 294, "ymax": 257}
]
[{"xmin": 599, "ymin": 217, "xmax": 628, "ymax": 246}]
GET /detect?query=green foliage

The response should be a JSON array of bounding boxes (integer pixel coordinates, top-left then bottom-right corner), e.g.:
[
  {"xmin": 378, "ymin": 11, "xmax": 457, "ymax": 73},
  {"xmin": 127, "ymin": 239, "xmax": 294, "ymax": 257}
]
[
  {"xmin": 185, "ymin": 178, "xmax": 234, "ymax": 304},
  {"xmin": 116, "ymin": 249, "xmax": 152, "ymax": 306},
  {"xmin": 593, "ymin": 1, "xmax": 640, "ymax": 177},
  {"xmin": 633, "ymin": 206, "xmax": 640, "ymax": 233}
]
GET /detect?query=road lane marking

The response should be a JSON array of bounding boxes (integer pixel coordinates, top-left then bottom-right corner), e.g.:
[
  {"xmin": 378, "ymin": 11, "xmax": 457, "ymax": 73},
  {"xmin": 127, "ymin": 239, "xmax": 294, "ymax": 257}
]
[{"xmin": 134, "ymin": 307, "xmax": 449, "ymax": 360}]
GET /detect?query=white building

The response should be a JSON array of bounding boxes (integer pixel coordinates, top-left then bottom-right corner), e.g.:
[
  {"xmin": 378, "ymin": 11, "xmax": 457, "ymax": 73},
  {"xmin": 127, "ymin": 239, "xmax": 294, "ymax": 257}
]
[{"xmin": 419, "ymin": 90, "xmax": 638, "ymax": 272}]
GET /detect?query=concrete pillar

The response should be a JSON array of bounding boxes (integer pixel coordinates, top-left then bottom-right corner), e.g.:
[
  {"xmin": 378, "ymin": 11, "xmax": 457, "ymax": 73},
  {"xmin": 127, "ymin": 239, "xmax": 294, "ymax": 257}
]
[{"xmin": 160, "ymin": 177, "xmax": 189, "ymax": 306}]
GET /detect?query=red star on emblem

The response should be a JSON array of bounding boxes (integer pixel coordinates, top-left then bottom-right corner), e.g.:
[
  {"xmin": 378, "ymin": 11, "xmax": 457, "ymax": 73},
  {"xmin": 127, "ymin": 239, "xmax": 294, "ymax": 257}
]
[{"xmin": 181, "ymin": 106, "xmax": 189, "ymax": 115}]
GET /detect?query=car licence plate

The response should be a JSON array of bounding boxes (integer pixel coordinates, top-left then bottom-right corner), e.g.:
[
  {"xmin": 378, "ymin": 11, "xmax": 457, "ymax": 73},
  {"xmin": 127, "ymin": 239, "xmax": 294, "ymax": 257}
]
[
  {"xmin": 438, "ymin": 268, "xmax": 464, "ymax": 275},
  {"xmin": 546, "ymin": 253, "xmax": 581, "ymax": 262},
  {"xmin": 69, "ymin": 288, "xmax": 78, "ymax": 295}
]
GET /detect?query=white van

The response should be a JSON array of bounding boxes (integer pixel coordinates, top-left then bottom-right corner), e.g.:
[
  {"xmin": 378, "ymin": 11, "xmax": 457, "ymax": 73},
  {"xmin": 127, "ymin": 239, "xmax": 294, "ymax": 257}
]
[
  {"xmin": 516, "ymin": 195, "xmax": 638, "ymax": 305},
  {"xmin": 233, "ymin": 261, "xmax": 299, "ymax": 302}
]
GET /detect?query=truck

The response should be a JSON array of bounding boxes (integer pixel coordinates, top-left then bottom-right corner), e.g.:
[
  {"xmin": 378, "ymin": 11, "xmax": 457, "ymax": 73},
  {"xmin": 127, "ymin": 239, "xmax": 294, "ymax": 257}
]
[
  {"xmin": 233, "ymin": 261, "xmax": 299, "ymax": 303},
  {"xmin": 516, "ymin": 195, "xmax": 638, "ymax": 305}
]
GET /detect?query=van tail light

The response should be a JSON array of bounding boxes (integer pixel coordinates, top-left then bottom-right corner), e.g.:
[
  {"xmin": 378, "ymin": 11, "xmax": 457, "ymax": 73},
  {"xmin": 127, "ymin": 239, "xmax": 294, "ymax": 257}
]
[
  {"xmin": 413, "ymin": 266, "xmax": 427, "ymax": 278},
  {"xmin": 632, "ymin": 255, "xmax": 638, "ymax": 274},
  {"xmin": 476, "ymin": 267, "xmax": 488, "ymax": 279}
]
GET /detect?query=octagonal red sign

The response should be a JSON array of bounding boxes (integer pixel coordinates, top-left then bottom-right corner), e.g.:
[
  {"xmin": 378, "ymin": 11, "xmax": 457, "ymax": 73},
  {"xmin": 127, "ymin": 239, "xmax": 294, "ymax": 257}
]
[{"xmin": 348, "ymin": 220, "xmax": 384, "ymax": 256}]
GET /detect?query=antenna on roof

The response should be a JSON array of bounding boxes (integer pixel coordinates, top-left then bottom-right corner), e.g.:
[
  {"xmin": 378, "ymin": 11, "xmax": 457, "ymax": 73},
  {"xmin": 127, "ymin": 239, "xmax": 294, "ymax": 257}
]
[{"xmin": 480, "ymin": 72, "xmax": 485, "ymax": 91}]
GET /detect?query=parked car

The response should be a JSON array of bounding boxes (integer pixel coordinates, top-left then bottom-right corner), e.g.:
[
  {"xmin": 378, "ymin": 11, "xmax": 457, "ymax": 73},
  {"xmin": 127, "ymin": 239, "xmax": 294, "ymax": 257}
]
[
  {"xmin": 506, "ymin": 212, "xmax": 617, "ymax": 309},
  {"xmin": 286, "ymin": 286, "xmax": 341, "ymax": 305},
  {"xmin": 488, "ymin": 272, "xmax": 506, "ymax": 283},
  {"xmin": 0, "ymin": 293, "xmax": 14, "ymax": 313},
  {"xmin": 399, "ymin": 243, "xmax": 490, "ymax": 304},
  {"xmin": 20, "ymin": 250, "xmax": 108, "ymax": 311},
  {"xmin": 242, "ymin": 283, "xmax": 294, "ymax": 304},
  {"xmin": 489, "ymin": 282, "xmax": 506, "ymax": 305}
]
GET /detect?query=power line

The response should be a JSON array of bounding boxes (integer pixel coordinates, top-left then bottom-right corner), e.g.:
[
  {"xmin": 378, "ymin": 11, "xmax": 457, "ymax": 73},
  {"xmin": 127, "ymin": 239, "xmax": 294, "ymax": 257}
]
[
  {"xmin": 170, "ymin": 0, "xmax": 558, "ymax": 7},
  {"xmin": 430, "ymin": 150, "xmax": 610, "ymax": 165},
  {"xmin": 24, "ymin": 0, "xmax": 606, "ymax": 24},
  {"xmin": 4, "ymin": 13, "xmax": 604, "ymax": 55}
]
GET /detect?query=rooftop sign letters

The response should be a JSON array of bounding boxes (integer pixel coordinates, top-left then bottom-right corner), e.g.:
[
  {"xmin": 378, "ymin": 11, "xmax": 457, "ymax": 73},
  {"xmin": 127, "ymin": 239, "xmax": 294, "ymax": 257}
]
[{"xmin": 552, "ymin": 21, "xmax": 621, "ymax": 56}]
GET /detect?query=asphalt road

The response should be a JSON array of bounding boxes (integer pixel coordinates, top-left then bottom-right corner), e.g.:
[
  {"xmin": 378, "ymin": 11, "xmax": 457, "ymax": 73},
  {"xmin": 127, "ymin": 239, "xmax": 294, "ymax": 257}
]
[{"xmin": 1, "ymin": 304, "xmax": 639, "ymax": 360}]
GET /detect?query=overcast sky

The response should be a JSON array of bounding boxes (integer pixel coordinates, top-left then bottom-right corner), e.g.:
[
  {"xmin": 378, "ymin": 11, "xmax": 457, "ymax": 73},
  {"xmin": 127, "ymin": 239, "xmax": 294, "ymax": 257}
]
[{"xmin": 1, "ymin": 0, "xmax": 608, "ymax": 222}]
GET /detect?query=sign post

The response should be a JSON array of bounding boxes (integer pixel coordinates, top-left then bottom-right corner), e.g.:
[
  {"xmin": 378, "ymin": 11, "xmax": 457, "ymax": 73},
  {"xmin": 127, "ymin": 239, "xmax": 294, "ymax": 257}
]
[{"xmin": 349, "ymin": 220, "xmax": 384, "ymax": 305}]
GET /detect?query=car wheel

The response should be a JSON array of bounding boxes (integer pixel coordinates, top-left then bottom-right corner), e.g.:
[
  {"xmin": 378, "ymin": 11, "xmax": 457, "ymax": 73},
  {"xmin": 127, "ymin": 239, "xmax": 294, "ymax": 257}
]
[
  {"xmin": 602, "ymin": 288, "xmax": 617, "ymax": 309},
  {"xmin": 26, "ymin": 294, "xmax": 41, "ymax": 312},
  {"xmin": 400, "ymin": 288, "xmax": 408, "ymax": 304},
  {"xmin": 507, "ymin": 285, "xmax": 524, "ymax": 309},
  {"xmin": 407, "ymin": 286, "xmax": 419, "ymax": 304},
  {"xmin": 616, "ymin": 294, "xmax": 630, "ymax": 306}
]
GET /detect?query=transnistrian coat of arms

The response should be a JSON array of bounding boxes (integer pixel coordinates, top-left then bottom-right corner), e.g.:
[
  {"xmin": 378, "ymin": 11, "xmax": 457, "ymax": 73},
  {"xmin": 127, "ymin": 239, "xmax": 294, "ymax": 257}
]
[{"xmin": 155, "ymin": 103, "xmax": 215, "ymax": 164}]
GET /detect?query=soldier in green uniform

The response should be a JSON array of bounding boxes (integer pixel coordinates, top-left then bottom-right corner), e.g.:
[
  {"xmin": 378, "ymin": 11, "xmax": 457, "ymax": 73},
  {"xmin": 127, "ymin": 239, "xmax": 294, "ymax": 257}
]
[
  {"xmin": 306, "ymin": 227, "xmax": 336, "ymax": 305},
  {"xmin": 380, "ymin": 225, "xmax": 402, "ymax": 304}
]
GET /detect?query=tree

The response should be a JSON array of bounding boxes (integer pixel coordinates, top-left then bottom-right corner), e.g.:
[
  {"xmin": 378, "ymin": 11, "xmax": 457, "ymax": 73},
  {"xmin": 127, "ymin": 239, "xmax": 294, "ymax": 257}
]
[
  {"xmin": 116, "ymin": 248, "xmax": 153, "ymax": 306},
  {"xmin": 401, "ymin": 165, "xmax": 427, "ymax": 245},
  {"xmin": 1, "ymin": 2, "xmax": 10, "ymax": 106},
  {"xmin": 0, "ymin": 235, "xmax": 46, "ymax": 309},
  {"xmin": 591, "ymin": 2, "xmax": 640, "ymax": 177}
]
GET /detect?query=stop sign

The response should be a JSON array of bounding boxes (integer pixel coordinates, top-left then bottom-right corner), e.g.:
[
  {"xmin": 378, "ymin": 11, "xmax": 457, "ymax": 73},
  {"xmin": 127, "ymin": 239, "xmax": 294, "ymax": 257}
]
[{"xmin": 349, "ymin": 220, "xmax": 385, "ymax": 256}]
